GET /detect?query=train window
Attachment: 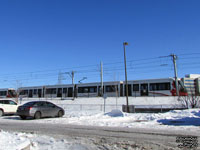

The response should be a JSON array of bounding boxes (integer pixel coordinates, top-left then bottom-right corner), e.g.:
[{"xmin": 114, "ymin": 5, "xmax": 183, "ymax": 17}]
[
  {"xmin": 150, "ymin": 82, "xmax": 170, "ymax": 91},
  {"xmin": 150, "ymin": 84, "xmax": 157, "ymax": 91},
  {"xmin": 78, "ymin": 87, "xmax": 97, "ymax": 93},
  {"xmin": 33, "ymin": 89, "xmax": 37, "ymax": 95},
  {"xmin": 105, "ymin": 85, "xmax": 117, "ymax": 92},
  {"xmin": 19, "ymin": 90, "xmax": 25, "ymax": 95},
  {"xmin": 46, "ymin": 88, "xmax": 57, "ymax": 94},
  {"xmin": 89, "ymin": 87, "xmax": 97, "ymax": 93},
  {"xmin": 20, "ymin": 90, "xmax": 29, "ymax": 95},
  {"xmin": 78, "ymin": 87, "xmax": 88, "ymax": 93},
  {"xmin": 133, "ymin": 84, "xmax": 139, "ymax": 91},
  {"xmin": 78, "ymin": 87, "xmax": 84, "ymax": 93},
  {"xmin": 84, "ymin": 88, "xmax": 89, "ymax": 93},
  {"xmin": 0, "ymin": 91, "xmax": 7, "ymax": 96}
]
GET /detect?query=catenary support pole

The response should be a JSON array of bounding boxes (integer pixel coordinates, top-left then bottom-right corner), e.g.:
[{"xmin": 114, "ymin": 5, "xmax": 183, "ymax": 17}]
[
  {"xmin": 100, "ymin": 61, "xmax": 103, "ymax": 97},
  {"xmin": 171, "ymin": 54, "xmax": 179, "ymax": 96},
  {"xmin": 123, "ymin": 42, "xmax": 129, "ymax": 113}
]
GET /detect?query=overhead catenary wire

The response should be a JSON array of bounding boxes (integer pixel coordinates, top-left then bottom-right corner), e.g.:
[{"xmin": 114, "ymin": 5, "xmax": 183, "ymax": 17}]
[{"xmin": 0, "ymin": 52, "xmax": 199, "ymax": 88}]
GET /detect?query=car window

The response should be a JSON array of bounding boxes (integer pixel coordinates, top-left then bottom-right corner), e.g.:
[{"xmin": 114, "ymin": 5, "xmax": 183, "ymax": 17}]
[
  {"xmin": 0, "ymin": 101, "xmax": 3, "ymax": 104},
  {"xmin": 46, "ymin": 102, "xmax": 55, "ymax": 107},
  {"xmin": 23, "ymin": 102, "xmax": 36, "ymax": 106},
  {"xmin": 4, "ymin": 100, "xmax": 10, "ymax": 104},
  {"xmin": 9, "ymin": 100, "xmax": 17, "ymax": 105},
  {"xmin": 34, "ymin": 102, "xmax": 45, "ymax": 107}
]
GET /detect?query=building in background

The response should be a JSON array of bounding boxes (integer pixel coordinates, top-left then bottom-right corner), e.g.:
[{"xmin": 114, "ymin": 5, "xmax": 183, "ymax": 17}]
[{"xmin": 182, "ymin": 74, "xmax": 200, "ymax": 96}]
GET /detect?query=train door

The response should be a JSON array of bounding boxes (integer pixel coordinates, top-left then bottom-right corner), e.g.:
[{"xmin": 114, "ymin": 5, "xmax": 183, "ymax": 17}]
[
  {"xmin": 28, "ymin": 90, "xmax": 33, "ymax": 98},
  {"xmin": 57, "ymin": 88, "xmax": 62, "ymax": 97},
  {"xmin": 120, "ymin": 84, "xmax": 123, "ymax": 96},
  {"xmin": 68, "ymin": 87, "xmax": 73, "ymax": 97},
  {"xmin": 63, "ymin": 88, "xmax": 67, "ymax": 97},
  {"xmin": 74, "ymin": 85, "xmax": 77, "ymax": 98},
  {"xmin": 38, "ymin": 89, "xmax": 42, "ymax": 98},
  {"xmin": 124, "ymin": 84, "xmax": 132, "ymax": 96},
  {"xmin": 42, "ymin": 87, "xmax": 45, "ymax": 97},
  {"xmin": 128, "ymin": 85, "xmax": 132, "ymax": 96},
  {"xmin": 140, "ymin": 84, "xmax": 148, "ymax": 96}
]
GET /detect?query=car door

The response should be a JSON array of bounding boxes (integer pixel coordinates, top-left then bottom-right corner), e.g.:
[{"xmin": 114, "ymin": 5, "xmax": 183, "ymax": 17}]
[
  {"xmin": 0, "ymin": 100, "xmax": 5, "ymax": 112},
  {"xmin": 36, "ymin": 102, "xmax": 49, "ymax": 117},
  {"xmin": 45, "ymin": 102, "xmax": 58, "ymax": 117},
  {"xmin": 2, "ymin": 100, "xmax": 11, "ymax": 113},
  {"xmin": 8, "ymin": 100, "xmax": 18, "ymax": 113}
]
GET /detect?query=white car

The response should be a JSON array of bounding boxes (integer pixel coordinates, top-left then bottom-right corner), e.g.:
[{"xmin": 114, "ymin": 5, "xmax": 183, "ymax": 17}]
[{"xmin": 0, "ymin": 100, "xmax": 19, "ymax": 116}]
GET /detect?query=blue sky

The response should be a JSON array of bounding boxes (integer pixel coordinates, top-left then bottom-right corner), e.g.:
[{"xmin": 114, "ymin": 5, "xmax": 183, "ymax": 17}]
[{"xmin": 0, "ymin": 0, "xmax": 200, "ymax": 88}]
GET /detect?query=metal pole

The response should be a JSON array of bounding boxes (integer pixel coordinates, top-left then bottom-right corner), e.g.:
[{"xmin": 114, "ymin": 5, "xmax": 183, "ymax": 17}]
[
  {"xmin": 72, "ymin": 71, "xmax": 75, "ymax": 99},
  {"xmin": 123, "ymin": 42, "xmax": 129, "ymax": 113},
  {"xmin": 72, "ymin": 71, "xmax": 74, "ymax": 85},
  {"xmin": 100, "ymin": 61, "xmax": 103, "ymax": 97},
  {"xmin": 171, "ymin": 54, "xmax": 179, "ymax": 96}
]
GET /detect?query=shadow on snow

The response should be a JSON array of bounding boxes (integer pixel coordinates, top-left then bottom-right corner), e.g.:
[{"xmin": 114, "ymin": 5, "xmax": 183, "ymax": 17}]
[{"xmin": 158, "ymin": 111, "xmax": 200, "ymax": 126}]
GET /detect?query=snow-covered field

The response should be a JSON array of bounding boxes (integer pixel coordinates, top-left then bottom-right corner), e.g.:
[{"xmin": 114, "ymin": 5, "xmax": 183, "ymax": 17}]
[{"xmin": 1, "ymin": 97, "xmax": 200, "ymax": 150}]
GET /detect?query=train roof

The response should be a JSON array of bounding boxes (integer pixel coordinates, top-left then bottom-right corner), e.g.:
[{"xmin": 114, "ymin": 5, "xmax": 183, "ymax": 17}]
[
  {"xmin": 17, "ymin": 77, "xmax": 183, "ymax": 90},
  {"xmin": 0, "ymin": 88, "xmax": 15, "ymax": 91},
  {"xmin": 18, "ymin": 84, "xmax": 74, "ymax": 89},
  {"xmin": 127, "ymin": 77, "xmax": 176, "ymax": 83}
]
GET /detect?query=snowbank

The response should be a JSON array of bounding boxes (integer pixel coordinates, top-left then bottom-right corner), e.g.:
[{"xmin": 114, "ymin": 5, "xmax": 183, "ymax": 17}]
[
  {"xmin": 0, "ymin": 131, "xmax": 30, "ymax": 150},
  {"xmin": 105, "ymin": 109, "xmax": 124, "ymax": 117}
]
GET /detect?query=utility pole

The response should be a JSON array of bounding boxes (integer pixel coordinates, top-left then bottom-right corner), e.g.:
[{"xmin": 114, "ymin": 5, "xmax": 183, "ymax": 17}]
[
  {"xmin": 123, "ymin": 42, "xmax": 129, "ymax": 113},
  {"xmin": 66, "ymin": 71, "xmax": 76, "ymax": 99},
  {"xmin": 58, "ymin": 71, "xmax": 66, "ymax": 85},
  {"xmin": 170, "ymin": 54, "xmax": 179, "ymax": 96},
  {"xmin": 100, "ymin": 61, "xmax": 103, "ymax": 97},
  {"xmin": 66, "ymin": 71, "xmax": 75, "ymax": 85}
]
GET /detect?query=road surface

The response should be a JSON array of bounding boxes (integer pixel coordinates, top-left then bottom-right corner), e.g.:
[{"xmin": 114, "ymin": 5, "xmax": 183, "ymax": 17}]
[{"xmin": 0, "ymin": 118, "xmax": 199, "ymax": 150}]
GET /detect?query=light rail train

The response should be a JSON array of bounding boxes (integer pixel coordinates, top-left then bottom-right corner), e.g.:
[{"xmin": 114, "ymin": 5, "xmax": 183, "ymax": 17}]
[{"xmin": 16, "ymin": 78, "xmax": 188, "ymax": 98}]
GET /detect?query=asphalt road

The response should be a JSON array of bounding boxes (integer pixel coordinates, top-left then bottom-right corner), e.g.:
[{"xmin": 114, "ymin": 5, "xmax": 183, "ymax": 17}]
[{"xmin": 0, "ymin": 119, "xmax": 200, "ymax": 150}]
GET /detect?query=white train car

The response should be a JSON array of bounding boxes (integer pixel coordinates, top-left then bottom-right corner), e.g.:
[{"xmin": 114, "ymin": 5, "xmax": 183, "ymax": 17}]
[
  {"xmin": 0, "ymin": 88, "xmax": 17, "ymax": 98},
  {"xmin": 17, "ymin": 77, "xmax": 188, "ymax": 98}
]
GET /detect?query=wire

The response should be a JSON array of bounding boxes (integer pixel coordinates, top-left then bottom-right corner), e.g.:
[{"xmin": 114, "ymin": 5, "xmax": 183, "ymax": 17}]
[{"xmin": 0, "ymin": 52, "xmax": 199, "ymax": 88}]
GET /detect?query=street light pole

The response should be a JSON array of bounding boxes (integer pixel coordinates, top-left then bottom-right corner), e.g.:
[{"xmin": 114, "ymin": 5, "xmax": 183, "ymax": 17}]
[{"xmin": 123, "ymin": 42, "xmax": 129, "ymax": 113}]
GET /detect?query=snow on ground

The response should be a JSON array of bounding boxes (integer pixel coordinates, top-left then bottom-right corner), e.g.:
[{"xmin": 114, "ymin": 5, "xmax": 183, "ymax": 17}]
[
  {"xmin": 0, "ymin": 130, "xmax": 95, "ymax": 150},
  {"xmin": 1, "ymin": 108, "xmax": 200, "ymax": 150},
  {"xmin": 30, "ymin": 107, "xmax": 200, "ymax": 132},
  {"xmin": 15, "ymin": 97, "xmax": 200, "ymax": 131},
  {"xmin": 0, "ymin": 131, "xmax": 30, "ymax": 150},
  {"xmin": 1, "ymin": 97, "xmax": 200, "ymax": 149}
]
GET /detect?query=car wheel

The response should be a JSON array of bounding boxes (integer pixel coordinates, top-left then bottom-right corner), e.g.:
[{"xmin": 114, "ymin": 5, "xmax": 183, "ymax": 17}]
[
  {"xmin": 20, "ymin": 116, "xmax": 26, "ymax": 120},
  {"xmin": 0, "ymin": 109, "xmax": 4, "ymax": 117},
  {"xmin": 34, "ymin": 112, "xmax": 41, "ymax": 119},
  {"xmin": 57, "ymin": 110, "xmax": 63, "ymax": 117}
]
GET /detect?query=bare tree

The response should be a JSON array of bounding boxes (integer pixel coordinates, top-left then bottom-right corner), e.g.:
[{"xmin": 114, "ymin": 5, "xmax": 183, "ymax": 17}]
[
  {"xmin": 178, "ymin": 86, "xmax": 200, "ymax": 108},
  {"xmin": 14, "ymin": 80, "xmax": 23, "ymax": 103}
]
